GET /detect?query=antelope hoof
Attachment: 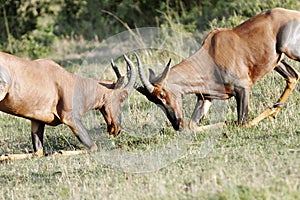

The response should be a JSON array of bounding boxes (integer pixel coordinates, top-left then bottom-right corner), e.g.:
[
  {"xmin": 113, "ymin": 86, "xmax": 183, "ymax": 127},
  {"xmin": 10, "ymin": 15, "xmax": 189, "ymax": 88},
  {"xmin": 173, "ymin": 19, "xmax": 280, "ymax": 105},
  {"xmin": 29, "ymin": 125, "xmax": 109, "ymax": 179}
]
[
  {"xmin": 242, "ymin": 122, "xmax": 252, "ymax": 128},
  {"xmin": 0, "ymin": 154, "xmax": 9, "ymax": 162},
  {"xmin": 188, "ymin": 120, "xmax": 199, "ymax": 130},
  {"xmin": 33, "ymin": 148, "xmax": 44, "ymax": 157},
  {"xmin": 89, "ymin": 143, "xmax": 98, "ymax": 152},
  {"xmin": 273, "ymin": 102, "xmax": 284, "ymax": 108},
  {"xmin": 269, "ymin": 104, "xmax": 283, "ymax": 119}
]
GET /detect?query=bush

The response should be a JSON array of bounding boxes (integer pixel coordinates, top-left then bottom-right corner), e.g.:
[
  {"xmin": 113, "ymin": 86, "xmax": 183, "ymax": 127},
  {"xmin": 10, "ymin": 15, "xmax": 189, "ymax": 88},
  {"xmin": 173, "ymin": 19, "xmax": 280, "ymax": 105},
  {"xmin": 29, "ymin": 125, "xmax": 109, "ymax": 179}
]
[
  {"xmin": 0, "ymin": 0, "xmax": 56, "ymax": 58},
  {"xmin": 1, "ymin": 0, "xmax": 300, "ymax": 58}
]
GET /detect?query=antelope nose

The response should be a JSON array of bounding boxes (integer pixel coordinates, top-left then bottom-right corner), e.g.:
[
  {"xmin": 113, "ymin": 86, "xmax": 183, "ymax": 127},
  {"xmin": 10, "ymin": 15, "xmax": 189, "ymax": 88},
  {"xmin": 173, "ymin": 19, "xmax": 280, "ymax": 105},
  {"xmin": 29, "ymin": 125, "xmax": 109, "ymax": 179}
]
[
  {"xmin": 111, "ymin": 125, "xmax": 121, "ymax": 137},
  {"xmin": 178, "ymin": 123, "xmax": 184, "ymax": 131},
  {"xmin": 178, "ymin": 119, "xmax": 184, "ymax": 131},
  {"xmin": 115, "ymin": 129, "xmax": 121, "ymax": 136},
  {"xmin": 178, "ymin": 126, "xmax": 184, "ymax": 132},
  {"xmin": 173, "ymin": 118, "xmax": 184, "ymax": 131}
]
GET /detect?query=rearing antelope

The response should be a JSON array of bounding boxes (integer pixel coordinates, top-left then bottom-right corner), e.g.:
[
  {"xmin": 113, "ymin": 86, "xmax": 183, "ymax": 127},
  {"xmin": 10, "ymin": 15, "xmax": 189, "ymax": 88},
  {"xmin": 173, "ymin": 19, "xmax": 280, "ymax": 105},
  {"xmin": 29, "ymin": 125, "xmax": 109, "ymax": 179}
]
[{"xmin": 137, "ymin": 8, "xmax": 300, "ymax": 131}]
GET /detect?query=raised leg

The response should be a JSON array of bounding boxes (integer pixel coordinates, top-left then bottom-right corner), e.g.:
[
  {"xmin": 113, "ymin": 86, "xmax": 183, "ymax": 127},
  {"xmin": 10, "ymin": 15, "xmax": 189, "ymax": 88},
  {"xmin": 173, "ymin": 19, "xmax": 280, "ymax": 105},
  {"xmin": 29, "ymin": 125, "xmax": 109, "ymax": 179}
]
[{"xmin": 248, "ymin": 60, "xmax": 299, "ymax": 126}]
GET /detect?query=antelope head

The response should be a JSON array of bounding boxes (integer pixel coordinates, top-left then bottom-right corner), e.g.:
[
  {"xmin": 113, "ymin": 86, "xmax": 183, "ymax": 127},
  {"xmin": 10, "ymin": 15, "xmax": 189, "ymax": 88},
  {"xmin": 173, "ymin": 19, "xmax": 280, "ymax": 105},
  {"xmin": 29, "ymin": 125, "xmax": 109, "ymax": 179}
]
[
  {"xmin": 100, "ymin": 55, "xmax": 136, "ymax": 136},
  {"xmin": 135, "ymin": 54, "xmax": 184, "ymax": 131}
]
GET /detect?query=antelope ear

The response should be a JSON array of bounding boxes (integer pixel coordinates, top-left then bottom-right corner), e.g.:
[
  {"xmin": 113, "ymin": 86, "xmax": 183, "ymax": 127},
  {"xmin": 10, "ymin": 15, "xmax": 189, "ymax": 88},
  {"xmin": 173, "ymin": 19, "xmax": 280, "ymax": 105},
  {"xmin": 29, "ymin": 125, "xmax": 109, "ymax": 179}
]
[
  {"xmin": 114, "ymin": 76, "xmax": 125, "ymax": 89},
  {"xmin": 148, "ymin": 68, "xmax": 156, "ymax": 82},
  {"xmin": 157, "ymin": 58, "xmax": 171, "ymax": 83}
]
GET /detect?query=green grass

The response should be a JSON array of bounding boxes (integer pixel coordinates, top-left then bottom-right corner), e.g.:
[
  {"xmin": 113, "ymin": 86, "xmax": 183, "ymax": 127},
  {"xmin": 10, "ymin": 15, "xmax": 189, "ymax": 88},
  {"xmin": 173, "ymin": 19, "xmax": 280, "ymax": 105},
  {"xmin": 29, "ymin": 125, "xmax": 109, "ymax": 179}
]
[{"xmin": 0, "ymin": 41, "xmax": 300, "ymax": 200}]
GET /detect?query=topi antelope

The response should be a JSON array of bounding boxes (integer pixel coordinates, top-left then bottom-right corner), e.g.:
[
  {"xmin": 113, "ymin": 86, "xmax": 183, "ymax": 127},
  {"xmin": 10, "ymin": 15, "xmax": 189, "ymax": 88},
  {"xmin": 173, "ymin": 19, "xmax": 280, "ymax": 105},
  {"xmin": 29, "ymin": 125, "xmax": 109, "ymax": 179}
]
[
  {"xmin": 136, "ymin": 8, "xmax": 300, "ymax": 131},
  {"xmin": 0, "ymin": 52, "xmax": 136, "ymax": 160}
]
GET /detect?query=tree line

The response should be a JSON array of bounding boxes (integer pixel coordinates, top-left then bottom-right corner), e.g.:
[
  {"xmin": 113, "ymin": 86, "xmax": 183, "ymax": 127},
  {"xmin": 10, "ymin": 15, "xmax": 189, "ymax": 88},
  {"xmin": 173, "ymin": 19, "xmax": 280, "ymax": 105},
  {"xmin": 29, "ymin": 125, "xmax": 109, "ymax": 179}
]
[{"xmin": 0, "ymin": 0, "xmax": 299, "ymax": 58}]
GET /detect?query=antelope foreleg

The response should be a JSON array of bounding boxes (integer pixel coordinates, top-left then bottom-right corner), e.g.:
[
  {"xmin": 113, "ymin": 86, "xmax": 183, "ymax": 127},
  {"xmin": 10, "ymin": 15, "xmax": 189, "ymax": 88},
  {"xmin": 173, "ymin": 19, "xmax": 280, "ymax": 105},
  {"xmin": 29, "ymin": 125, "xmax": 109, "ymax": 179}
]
[
  {"xmin": 189, "ymin": 99, "xmax": 212, "ymax": 128},
  {"xmin": 67, "ymin": 117, "xmax": 98, "ymax": 151},
  {"xmin": 248, "ymin": 61, "xmax": 299, "ymax": 126}
]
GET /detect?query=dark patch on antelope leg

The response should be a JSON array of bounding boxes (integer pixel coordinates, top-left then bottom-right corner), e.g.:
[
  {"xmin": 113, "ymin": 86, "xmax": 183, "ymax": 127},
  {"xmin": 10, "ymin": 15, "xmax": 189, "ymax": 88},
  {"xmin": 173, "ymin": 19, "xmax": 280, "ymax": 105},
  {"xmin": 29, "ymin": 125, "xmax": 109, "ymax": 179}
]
[
  {"xmin": 190, "ymin": 99, "xmax": 206, "ymax": 125},
  {"xmin": 31, "ymin": 120, "xmax": 45, "ymax": 156},
  {"xmin": 234, "ymin": 87, "xmax": 249, "ymax": 125},
  {"xmin": 189, "ymin": 96, "xmax": 212, "ymax": 126}
]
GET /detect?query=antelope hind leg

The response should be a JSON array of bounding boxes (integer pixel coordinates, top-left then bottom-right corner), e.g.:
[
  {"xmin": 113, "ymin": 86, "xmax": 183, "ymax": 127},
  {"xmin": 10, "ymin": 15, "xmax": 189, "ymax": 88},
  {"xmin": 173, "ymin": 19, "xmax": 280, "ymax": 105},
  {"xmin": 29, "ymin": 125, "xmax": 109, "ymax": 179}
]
[
  {"xmin": 248, "ymin": 61, "xmax": 299, "ymax": 126},
  {"xmin": 247, "ymin": 105, "xmax": 283, "ymax": 127}
]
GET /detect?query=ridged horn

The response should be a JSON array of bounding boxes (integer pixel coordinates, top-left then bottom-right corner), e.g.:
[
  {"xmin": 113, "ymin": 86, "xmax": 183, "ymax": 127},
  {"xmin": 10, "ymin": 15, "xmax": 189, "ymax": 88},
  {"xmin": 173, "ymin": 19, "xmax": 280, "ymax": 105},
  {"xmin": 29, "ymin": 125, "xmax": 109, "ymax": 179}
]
[
  {"xmin": 135, "ymin": 53, "xmax": 155, "ymax": 93},
  {"xmin": 123, "ymin": 54, "xmax": 136, "ymax": 93},
  {"xmin": 110, "ymin": 59, "xmax": 122, "ymax": 79},
  {"xmin": 157, "ymin": 58, "xmax": 171, "ymax": 83}
]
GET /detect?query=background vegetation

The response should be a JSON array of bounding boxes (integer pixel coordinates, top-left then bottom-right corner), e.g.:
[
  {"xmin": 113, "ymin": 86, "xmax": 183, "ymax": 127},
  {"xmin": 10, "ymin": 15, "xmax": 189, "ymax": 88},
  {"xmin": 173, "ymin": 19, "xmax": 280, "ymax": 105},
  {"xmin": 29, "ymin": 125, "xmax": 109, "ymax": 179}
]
[
  {"xmin": 0, "ymin": 0, "xmax": 299, "ymax": 59},
  {"xmin": 0, "ymin": 0, "xmax": 300, "ymax": 199}
]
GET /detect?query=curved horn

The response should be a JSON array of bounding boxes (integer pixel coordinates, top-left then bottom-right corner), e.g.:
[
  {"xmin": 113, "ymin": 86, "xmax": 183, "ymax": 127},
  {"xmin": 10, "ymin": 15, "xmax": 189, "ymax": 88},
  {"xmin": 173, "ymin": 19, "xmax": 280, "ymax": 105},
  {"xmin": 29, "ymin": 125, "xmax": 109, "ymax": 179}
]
[
  {"xmin": 135, "ymin": 53, "xmax": 154, "ymax": 93},
  {"xmin": 123, "ymin": 54, "xmax": 136, "ymax": 93},
  {"xmin": 111, "ymin": 59, "xmax": 122, "ymax": 78},
  {"xmin": 157, "ymin": 58, "xmax": 171, "ymax": 83}
]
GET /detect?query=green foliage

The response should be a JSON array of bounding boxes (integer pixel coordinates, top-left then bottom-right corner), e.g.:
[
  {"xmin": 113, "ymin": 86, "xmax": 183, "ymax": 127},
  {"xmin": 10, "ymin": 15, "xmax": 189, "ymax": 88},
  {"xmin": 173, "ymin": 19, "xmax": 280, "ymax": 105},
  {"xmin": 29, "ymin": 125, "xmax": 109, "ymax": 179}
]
[
  {"xmin": 0, "ymin": 0, "xmax": 300, "ymax": 58},
  {"xmin": 203, "ymin": 0, "xmax": 300, "ymax": 29},
  {"xmin": 0, "ymin": 0, "xmax": 57, "ymax": 58},
  {"xmin": 0, "ymin": 0, "xmax": 38, "ymax": 40},
  {"xmin": 55, "ymin": 0, "xmax": 166, "ymax": 39},
  {"xmin": 6, "ymin": 25, "xmax": 56, "ymax": 59}
]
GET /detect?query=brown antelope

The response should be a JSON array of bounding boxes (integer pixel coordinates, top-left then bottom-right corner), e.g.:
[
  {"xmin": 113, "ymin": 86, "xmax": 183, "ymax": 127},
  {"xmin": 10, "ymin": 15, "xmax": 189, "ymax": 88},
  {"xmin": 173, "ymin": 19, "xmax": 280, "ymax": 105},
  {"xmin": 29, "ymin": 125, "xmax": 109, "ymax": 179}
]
[
  {"xmin": 0, "ymin": 52, "xmax": 136, "ymax": 161},
  {"xmin": 137, "ymin": 8, "xmax": 300, "ymax": 131}
]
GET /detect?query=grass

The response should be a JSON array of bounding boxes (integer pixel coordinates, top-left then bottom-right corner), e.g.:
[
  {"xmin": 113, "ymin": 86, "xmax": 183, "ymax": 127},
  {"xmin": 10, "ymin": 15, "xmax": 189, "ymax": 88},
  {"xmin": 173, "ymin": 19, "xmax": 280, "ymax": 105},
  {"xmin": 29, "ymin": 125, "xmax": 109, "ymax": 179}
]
[{"xmin": 0, "ymin": 35, "xmax": 300, "ymax": 200}]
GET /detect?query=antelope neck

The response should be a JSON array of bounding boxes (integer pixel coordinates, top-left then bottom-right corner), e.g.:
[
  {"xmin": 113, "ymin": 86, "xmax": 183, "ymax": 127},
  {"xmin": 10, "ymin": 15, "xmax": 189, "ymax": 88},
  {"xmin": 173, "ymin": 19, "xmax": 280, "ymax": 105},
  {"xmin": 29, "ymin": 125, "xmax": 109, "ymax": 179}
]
[{"xmin": 167, "ymin": 49, "xmax": 225, "ymax": 96}]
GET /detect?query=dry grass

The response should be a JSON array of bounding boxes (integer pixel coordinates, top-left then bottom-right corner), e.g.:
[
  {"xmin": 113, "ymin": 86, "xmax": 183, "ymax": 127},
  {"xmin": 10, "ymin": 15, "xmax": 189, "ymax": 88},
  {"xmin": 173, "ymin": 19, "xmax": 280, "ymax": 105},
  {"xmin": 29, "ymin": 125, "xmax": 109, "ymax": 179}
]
[{"xmin": 0, "ymin": 33, "xmax": 299, "ymax": 199}]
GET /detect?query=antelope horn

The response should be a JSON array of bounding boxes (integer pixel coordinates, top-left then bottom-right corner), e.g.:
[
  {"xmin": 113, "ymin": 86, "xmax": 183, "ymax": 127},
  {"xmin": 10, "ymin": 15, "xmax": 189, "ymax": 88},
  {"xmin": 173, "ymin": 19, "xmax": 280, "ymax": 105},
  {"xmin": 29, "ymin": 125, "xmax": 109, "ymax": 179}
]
[
  {"xmin": 157, "ymin": 58, "xmax": 171, "ymax": 83},
  {"xmin": 135, "ymin": 53, "xmax": 155, "ymax": 93},
  {"xmin": 123, "ymin": 54, "xmax": 136, "ymax": 93},
  {"xmin": 110, "ymin": 59, "xmax": 122, "ymax": 79}
]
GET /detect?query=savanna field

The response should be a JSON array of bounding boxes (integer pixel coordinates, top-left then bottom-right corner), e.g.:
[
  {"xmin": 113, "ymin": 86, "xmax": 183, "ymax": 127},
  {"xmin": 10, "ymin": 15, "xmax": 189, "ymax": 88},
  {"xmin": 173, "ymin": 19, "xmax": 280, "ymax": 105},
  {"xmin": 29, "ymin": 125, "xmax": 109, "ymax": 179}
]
[{"xmin": 0, "ymin": 1, "xmax": 300, "ymax": 199}]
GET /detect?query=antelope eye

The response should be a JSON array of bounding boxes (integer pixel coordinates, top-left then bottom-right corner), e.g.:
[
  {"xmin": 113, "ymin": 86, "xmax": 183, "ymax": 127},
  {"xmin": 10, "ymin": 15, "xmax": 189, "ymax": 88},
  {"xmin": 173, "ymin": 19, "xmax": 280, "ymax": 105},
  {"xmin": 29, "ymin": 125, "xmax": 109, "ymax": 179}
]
[{"xmin": 159, "ymin": 92, "xmax": 165, "ymax": 98}]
